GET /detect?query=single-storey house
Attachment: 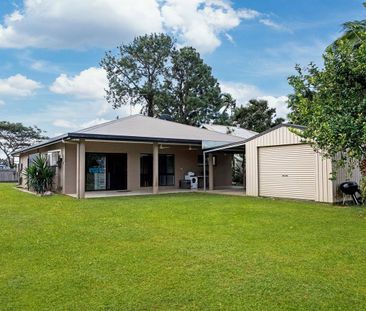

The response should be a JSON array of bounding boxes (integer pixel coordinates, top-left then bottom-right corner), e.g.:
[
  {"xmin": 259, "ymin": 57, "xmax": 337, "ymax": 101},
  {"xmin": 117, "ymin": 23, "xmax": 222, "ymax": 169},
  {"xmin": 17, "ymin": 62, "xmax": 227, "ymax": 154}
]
[
  {"xmin": 14, "ymin": 116, "xmax": 361, "ymax": 203},
  {"xmin": 204, "ymin": 123, "xmax": 361, "ymax": 204},
  {"xmin": 14, "ymin": 115, "xmax": 244, "ymax": 198}
]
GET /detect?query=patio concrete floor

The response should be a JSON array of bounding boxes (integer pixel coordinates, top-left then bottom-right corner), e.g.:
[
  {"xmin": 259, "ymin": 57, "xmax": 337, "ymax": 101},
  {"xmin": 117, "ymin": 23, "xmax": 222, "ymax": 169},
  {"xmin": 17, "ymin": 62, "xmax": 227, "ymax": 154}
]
[{"xmin": 68, "ymin": 186, "xmax": 246, "ymax": 199}]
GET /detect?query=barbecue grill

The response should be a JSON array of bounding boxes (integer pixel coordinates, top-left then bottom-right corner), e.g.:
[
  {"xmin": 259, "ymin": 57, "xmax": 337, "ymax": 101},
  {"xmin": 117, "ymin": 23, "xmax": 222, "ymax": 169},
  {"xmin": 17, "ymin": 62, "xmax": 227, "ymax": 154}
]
[{"xmin": 339, "ymin": 181, "xmax": 362, "ymax": 205}]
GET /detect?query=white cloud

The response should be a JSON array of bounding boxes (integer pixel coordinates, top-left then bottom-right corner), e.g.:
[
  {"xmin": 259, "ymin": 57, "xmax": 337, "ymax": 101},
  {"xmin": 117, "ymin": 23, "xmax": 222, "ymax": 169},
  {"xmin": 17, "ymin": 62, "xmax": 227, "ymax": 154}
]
[
  {"xmin": 50, "ymin": 67, "xmax": 111, "ymax": 116},
  {"xmin": 0, "ymin": 0, "xmax": 275, "ymax": 53},
  {"xmin": 220, "ymin": 82, "xmax": 262, "ymax": 104},
  {"xmin": 257, "ymin": 95, "xmax": 289, "ymax": 119},
  {"xmin": 53, "ymin": 117, "xmax": 109, "ymax": 130},
  {"xmin": 50, "ymin": 67, "xmax": 107, "ymax": 100},
  {"xmin": 161, "ymin": 1, "xmax": 260, "ymax": 53},
  {"xmin": 220, "ymin": 81, "xmax": 289, "ymax": 119},
  {"xmin": 53, "ymin": 119, "xmax": 75, "ymax": 129},
  {"xmin": 0, "ymin": 100, "xmax": 5, "ymax": 106},
  {"xmin": 0, "ymin": 74, "xmax": 42, "ymax": 96},
  {"xmin": 259, "ymin": 19, "xmax": 289, "ymax": 32},
  {"xmin": 0, "ymin": 0, "xmax": 163, "ymax": 49}
]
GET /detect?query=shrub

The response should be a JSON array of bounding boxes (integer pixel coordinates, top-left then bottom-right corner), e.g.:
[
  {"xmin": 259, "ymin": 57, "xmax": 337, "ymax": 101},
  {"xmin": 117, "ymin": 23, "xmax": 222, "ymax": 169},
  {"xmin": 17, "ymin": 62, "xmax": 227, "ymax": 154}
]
[
  {"xmin": 24, "ymin": 155, "xmax": 55, "ymax": 195},
  {"xmin": 359, "ymin": 176, "xmax": 366, "ymax": 203}
]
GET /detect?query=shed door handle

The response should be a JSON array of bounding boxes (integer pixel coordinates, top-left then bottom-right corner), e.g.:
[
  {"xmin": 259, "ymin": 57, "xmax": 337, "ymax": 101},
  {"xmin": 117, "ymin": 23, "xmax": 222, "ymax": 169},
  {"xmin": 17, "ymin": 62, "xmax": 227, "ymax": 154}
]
[{"xmin": 282, "ymin": 174, "xmax": 288, "ymax": 177}]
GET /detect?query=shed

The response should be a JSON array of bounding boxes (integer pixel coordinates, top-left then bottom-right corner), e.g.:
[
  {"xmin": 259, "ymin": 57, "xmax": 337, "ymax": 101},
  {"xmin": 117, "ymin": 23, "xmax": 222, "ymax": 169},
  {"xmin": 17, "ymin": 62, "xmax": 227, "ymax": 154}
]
[{"xmin": 205, "ymin": 124, "xmax": 361, "ymax": 203}]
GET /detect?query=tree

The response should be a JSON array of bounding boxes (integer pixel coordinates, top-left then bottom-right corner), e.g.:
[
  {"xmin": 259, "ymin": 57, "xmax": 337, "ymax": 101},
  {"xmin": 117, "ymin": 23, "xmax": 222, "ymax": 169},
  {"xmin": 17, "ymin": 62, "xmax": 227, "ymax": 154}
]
[
  {"xmin": 287, "ymin": 18, "xmax": 366, "ymax": 176},
  {"xmin": 334, "ymin": 2, "xmax": 366, "ymax": 49},
  {"xmin": 158, "ymin": 46, "xmax": 232, "ymax": 126},
  {"xmin": 0, "ymin": 121, "xmax": 47, "ymax": 168},
  {"xmin": 232, "ymin": 99, "xmax": 284, "ymax": 133},
  {"xmin": 101, "ymin": 33, "xmax": 174, "ymax": 117}
]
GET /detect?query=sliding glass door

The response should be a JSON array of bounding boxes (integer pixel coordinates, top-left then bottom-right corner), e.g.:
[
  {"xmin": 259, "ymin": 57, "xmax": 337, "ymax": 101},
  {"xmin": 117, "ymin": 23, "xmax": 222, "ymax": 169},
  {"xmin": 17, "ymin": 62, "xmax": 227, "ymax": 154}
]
[
  {"xmin": 86, "ymin": 153, "xmax": 127, "ymax": 191},
  {"xmin": 140, "ymin": 154, "xmax": 175, "ymax": 187}
]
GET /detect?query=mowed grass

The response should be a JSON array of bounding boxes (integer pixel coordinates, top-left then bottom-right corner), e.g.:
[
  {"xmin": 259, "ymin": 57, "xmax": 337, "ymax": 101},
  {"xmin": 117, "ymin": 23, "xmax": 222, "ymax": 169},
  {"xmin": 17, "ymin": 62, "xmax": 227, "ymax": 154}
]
[{"xmin": 0, "ymin": 183, "xmax": 366, "ymax": 310}]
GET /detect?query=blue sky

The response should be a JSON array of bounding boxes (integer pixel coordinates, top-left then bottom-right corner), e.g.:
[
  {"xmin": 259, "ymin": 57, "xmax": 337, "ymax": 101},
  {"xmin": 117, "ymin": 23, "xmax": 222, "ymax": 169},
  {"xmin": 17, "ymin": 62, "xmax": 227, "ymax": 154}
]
[{"xmin": 0, "ymin": 0, "xmax": 364, "ymax": 138}]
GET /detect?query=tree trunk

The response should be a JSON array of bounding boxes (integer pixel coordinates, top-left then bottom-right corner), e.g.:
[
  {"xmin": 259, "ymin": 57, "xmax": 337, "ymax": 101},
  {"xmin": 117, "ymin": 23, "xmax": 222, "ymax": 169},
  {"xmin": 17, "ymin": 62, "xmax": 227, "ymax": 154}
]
[{"xmin": 147, "ymin": 96, "xmax": 154, "ymax": 117}]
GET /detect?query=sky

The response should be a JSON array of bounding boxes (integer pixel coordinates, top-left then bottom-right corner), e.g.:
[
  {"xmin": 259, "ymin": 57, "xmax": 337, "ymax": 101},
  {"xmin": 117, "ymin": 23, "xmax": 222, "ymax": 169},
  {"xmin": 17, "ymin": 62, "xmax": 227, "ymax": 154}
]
[{"xmin": 0, "ymin": 0, "xmax": 364, "ymax": 139}]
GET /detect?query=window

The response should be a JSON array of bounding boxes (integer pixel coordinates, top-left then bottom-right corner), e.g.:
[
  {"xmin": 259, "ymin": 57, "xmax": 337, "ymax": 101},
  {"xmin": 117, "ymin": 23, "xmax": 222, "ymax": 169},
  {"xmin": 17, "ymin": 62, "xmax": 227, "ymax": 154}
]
[
  {"xmin": 140, "ymin": 154, "xmax": 175, "ymax": 187},
  {"xmin": 159, "ymin": 154, "xmax": 175, "ymax": 186}
]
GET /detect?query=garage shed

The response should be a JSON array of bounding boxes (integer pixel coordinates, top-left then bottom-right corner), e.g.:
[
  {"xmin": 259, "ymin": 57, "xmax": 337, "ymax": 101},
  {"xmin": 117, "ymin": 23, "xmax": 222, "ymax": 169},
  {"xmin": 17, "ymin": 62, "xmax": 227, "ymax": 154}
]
[
  {"xmin": 246, "ymin": 124, "xmax": 362, "ymax": 203},
  {"xmin": 205, "ymin": 124, "xmax": 361, "ymax": 203}
]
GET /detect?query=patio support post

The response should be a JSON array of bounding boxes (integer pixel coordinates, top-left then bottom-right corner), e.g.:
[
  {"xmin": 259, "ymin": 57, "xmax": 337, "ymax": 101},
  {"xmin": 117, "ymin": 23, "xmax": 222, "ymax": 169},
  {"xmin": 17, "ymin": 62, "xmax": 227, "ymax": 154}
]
[
  {"xmin": 208, "ymin": 153, "xmax": 214, "ymax": 191},
  {"xmin": 203, "ymin": 151, "xmax": 206, "ymax": 191},
  {"xmin": 153, "ymin": 142, "xmax": 159, "ymax": 194},
  {"xmin": 76, "ymin": 140, "xmax": 86, "ymax": 199}
]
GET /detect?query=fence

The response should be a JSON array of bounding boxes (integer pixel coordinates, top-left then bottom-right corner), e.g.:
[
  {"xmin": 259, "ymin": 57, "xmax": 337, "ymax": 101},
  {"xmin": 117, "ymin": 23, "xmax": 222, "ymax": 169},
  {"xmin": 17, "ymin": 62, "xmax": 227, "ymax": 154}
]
[{"xmin": 0, "ymin": 169, "xmax": 19, "ymax": 182}]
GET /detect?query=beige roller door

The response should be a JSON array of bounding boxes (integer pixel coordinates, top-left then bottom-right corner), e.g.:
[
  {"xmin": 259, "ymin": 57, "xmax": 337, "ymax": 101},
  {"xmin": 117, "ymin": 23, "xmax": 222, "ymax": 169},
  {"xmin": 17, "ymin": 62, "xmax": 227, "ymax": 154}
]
[{"xmin": 258, "ymin": 144, "xmax": 316, "ymax": 200}]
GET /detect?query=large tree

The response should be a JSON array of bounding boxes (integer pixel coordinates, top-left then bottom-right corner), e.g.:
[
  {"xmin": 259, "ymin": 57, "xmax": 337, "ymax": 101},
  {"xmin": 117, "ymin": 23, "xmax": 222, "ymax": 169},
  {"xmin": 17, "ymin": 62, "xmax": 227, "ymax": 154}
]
[
  {"xmin": 0, "ymin": 122, "xmax": 47, "ymax": 168},
  {"xmin": 159, "ymin": 47, "xmax": 233, "ymax": 126},
  {"xmin": 232, "ymin": 99, "xmax": 284, "ymax": 133},
  {"xmin": 101, "ymin": 33, "xmax": 174, "ymax": 117},
  {"xmin": 287, "ymin": 4, "xmax": 366, "ymax": 176}
]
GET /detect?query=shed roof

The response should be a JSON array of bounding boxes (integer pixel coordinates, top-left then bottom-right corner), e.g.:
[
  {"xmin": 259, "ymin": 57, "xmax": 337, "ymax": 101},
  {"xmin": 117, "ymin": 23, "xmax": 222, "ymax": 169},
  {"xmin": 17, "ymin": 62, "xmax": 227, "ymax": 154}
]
[
  {"xmin": 201, "ymin": 124, "xmax": 257, "ymax": 139},
  {"xmin": 204, "ymin": 123, "xmax": 305, "ymax": 153}
]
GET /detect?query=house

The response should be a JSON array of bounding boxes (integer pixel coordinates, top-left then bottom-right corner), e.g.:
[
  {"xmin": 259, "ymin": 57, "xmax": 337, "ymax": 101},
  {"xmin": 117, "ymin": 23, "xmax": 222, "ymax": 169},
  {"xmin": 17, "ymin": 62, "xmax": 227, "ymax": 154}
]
[
  {"xmin": 201, "ymin": 124, "xmax": 257, "ymax": 139},
  {"xmin": 204, "ymin": 124, "xmax": 361, "ymax": 203},
  {"xmin": 14, "ymin": 115, "xmax": 243, "ymax": 198}
]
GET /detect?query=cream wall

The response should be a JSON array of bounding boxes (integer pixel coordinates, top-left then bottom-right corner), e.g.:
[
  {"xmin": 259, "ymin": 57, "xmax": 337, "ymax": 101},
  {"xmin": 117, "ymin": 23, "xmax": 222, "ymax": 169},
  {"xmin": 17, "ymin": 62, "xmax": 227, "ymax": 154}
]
[
  {"xmin": 245, "ymin": 126, "xmax": 334, "ymax": 203},
  {"xmin": 17, "ymin": 142, "xmax": 65, "ymax": 192}
]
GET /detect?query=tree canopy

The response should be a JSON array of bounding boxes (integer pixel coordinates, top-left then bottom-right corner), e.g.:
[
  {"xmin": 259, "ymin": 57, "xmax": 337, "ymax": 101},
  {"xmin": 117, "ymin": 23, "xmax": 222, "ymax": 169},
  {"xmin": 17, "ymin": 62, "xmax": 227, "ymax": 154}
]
[
  {"xmin": 287, "ymin": 2, "xmax": 366, "ymax": 175},
  {"xmin": 0, "ymin": 121, "xmax": 47, "ymax": 168},
  {"xmin": 158, "ymin": 47, "xmax": 233, "ymax": 126},
  {"xmin": 101, "ymin": 33, "xmax": 233, "ymax": 125},
  {"xmin": 101, "ymin": 33, "xmax": 174, "ymax": 117},
  {"xmin": 232, "ymin": 99, "xmax": 284, "ymax": 133}
]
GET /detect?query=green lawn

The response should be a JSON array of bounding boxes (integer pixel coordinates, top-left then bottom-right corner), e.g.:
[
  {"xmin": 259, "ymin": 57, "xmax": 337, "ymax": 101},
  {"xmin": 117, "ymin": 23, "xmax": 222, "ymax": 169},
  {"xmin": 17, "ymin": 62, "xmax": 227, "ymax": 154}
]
[{"xmin": 0, "ymin": 183, "xmax": 366, "ymax": 310}]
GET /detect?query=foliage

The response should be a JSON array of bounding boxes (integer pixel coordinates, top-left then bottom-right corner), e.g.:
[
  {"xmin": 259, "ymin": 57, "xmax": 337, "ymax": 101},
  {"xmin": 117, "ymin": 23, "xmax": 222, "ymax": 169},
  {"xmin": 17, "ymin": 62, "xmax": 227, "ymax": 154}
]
[
  {"xmin": 0, "ymin": 121, "xmax": 47, "ymax": 168},
  {"xmin": 159, "ymin": 47, "xmax": 234, "ymax": 126},
  {"xmin": 1, "ymin": 183, "xmax": 366, "ymax": 309},
  {"xmin": 333, "ymin": 2, "xmax": 366, "ymax": 49},
  {"xmin": 101, "ymin": 33, "xmax": 174, "ymax": 117},
  {"xmin": 360, "ymin": 176, "xmax": 366, "ymax": 201},
  {"xmin": 25, "ymin": 154, "xmax": 54, "ymax": 195},
  {"xmin": 232, "ymin": 99, "xmax": 284, "ymax": 133},
  {"xmin": 287, "ymin": 11, "xmax": 366, "ymax": 175},
  {"xmin": 101, "ymin": 34, "xmax": 234, "ymax": 125}
]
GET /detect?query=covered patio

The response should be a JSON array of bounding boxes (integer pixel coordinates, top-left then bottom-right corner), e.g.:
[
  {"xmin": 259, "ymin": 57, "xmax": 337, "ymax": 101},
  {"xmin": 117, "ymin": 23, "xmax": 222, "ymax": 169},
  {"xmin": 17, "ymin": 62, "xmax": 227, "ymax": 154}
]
[{"xmin": 203, "ymin": 141, "xmax": 246, "ymax": 194}]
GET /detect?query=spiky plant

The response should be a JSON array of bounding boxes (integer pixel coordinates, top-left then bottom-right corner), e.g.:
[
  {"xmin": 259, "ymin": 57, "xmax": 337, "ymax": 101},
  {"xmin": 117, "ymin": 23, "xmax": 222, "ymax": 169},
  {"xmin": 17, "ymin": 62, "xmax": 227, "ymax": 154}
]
[{"xmin": 24, "ymin": 154, "xmax": 54, "ymax": 195}]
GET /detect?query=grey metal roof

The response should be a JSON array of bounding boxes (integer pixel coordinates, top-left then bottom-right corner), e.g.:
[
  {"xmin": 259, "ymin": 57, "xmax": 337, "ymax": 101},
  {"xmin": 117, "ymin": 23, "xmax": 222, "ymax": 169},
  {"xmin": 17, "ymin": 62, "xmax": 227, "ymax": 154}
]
[
  {"xmin": 201, "ymin": 124, "xmax": 257, "ymax": 139},
  {"xmin": 13, "ymin": 115, "xmax": 242, "ymax": 155},
  {"xmin": 74, "ymin": 115, "xmax": 241, "ymax": 143},
  {"xmin": 204, "ymin": 123, "xmax": 306, "ymax": 152}
]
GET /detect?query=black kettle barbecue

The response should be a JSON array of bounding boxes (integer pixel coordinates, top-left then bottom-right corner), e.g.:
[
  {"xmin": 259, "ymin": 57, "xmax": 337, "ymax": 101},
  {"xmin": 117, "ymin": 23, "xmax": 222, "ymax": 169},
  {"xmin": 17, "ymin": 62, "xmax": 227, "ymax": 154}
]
[{"xmin": 339, "ymin": 181, "xmax": 362, "ymax": 205}]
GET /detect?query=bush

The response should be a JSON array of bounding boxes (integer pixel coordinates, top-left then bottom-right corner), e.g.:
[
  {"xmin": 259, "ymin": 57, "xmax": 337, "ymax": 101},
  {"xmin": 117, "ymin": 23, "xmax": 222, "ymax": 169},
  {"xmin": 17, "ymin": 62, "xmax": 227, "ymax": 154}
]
[
  {"xmin": 24, "ymin": 155, "xmax": 55, "ymax": 195},
  {"xmin": 359, "ymin": 176, "xmax": 366, "ymax": 203}
]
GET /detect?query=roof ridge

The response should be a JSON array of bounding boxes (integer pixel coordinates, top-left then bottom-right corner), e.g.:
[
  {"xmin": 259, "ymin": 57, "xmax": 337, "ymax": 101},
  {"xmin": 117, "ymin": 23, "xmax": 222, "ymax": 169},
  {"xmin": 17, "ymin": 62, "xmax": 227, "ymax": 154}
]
[
  {"xmin": 73, "ymin": 114, "xmax": 140, "ymax": 133},
  {"xmin": 137, "ymin": 115, "xmax": 242, "ymax": 139}
]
